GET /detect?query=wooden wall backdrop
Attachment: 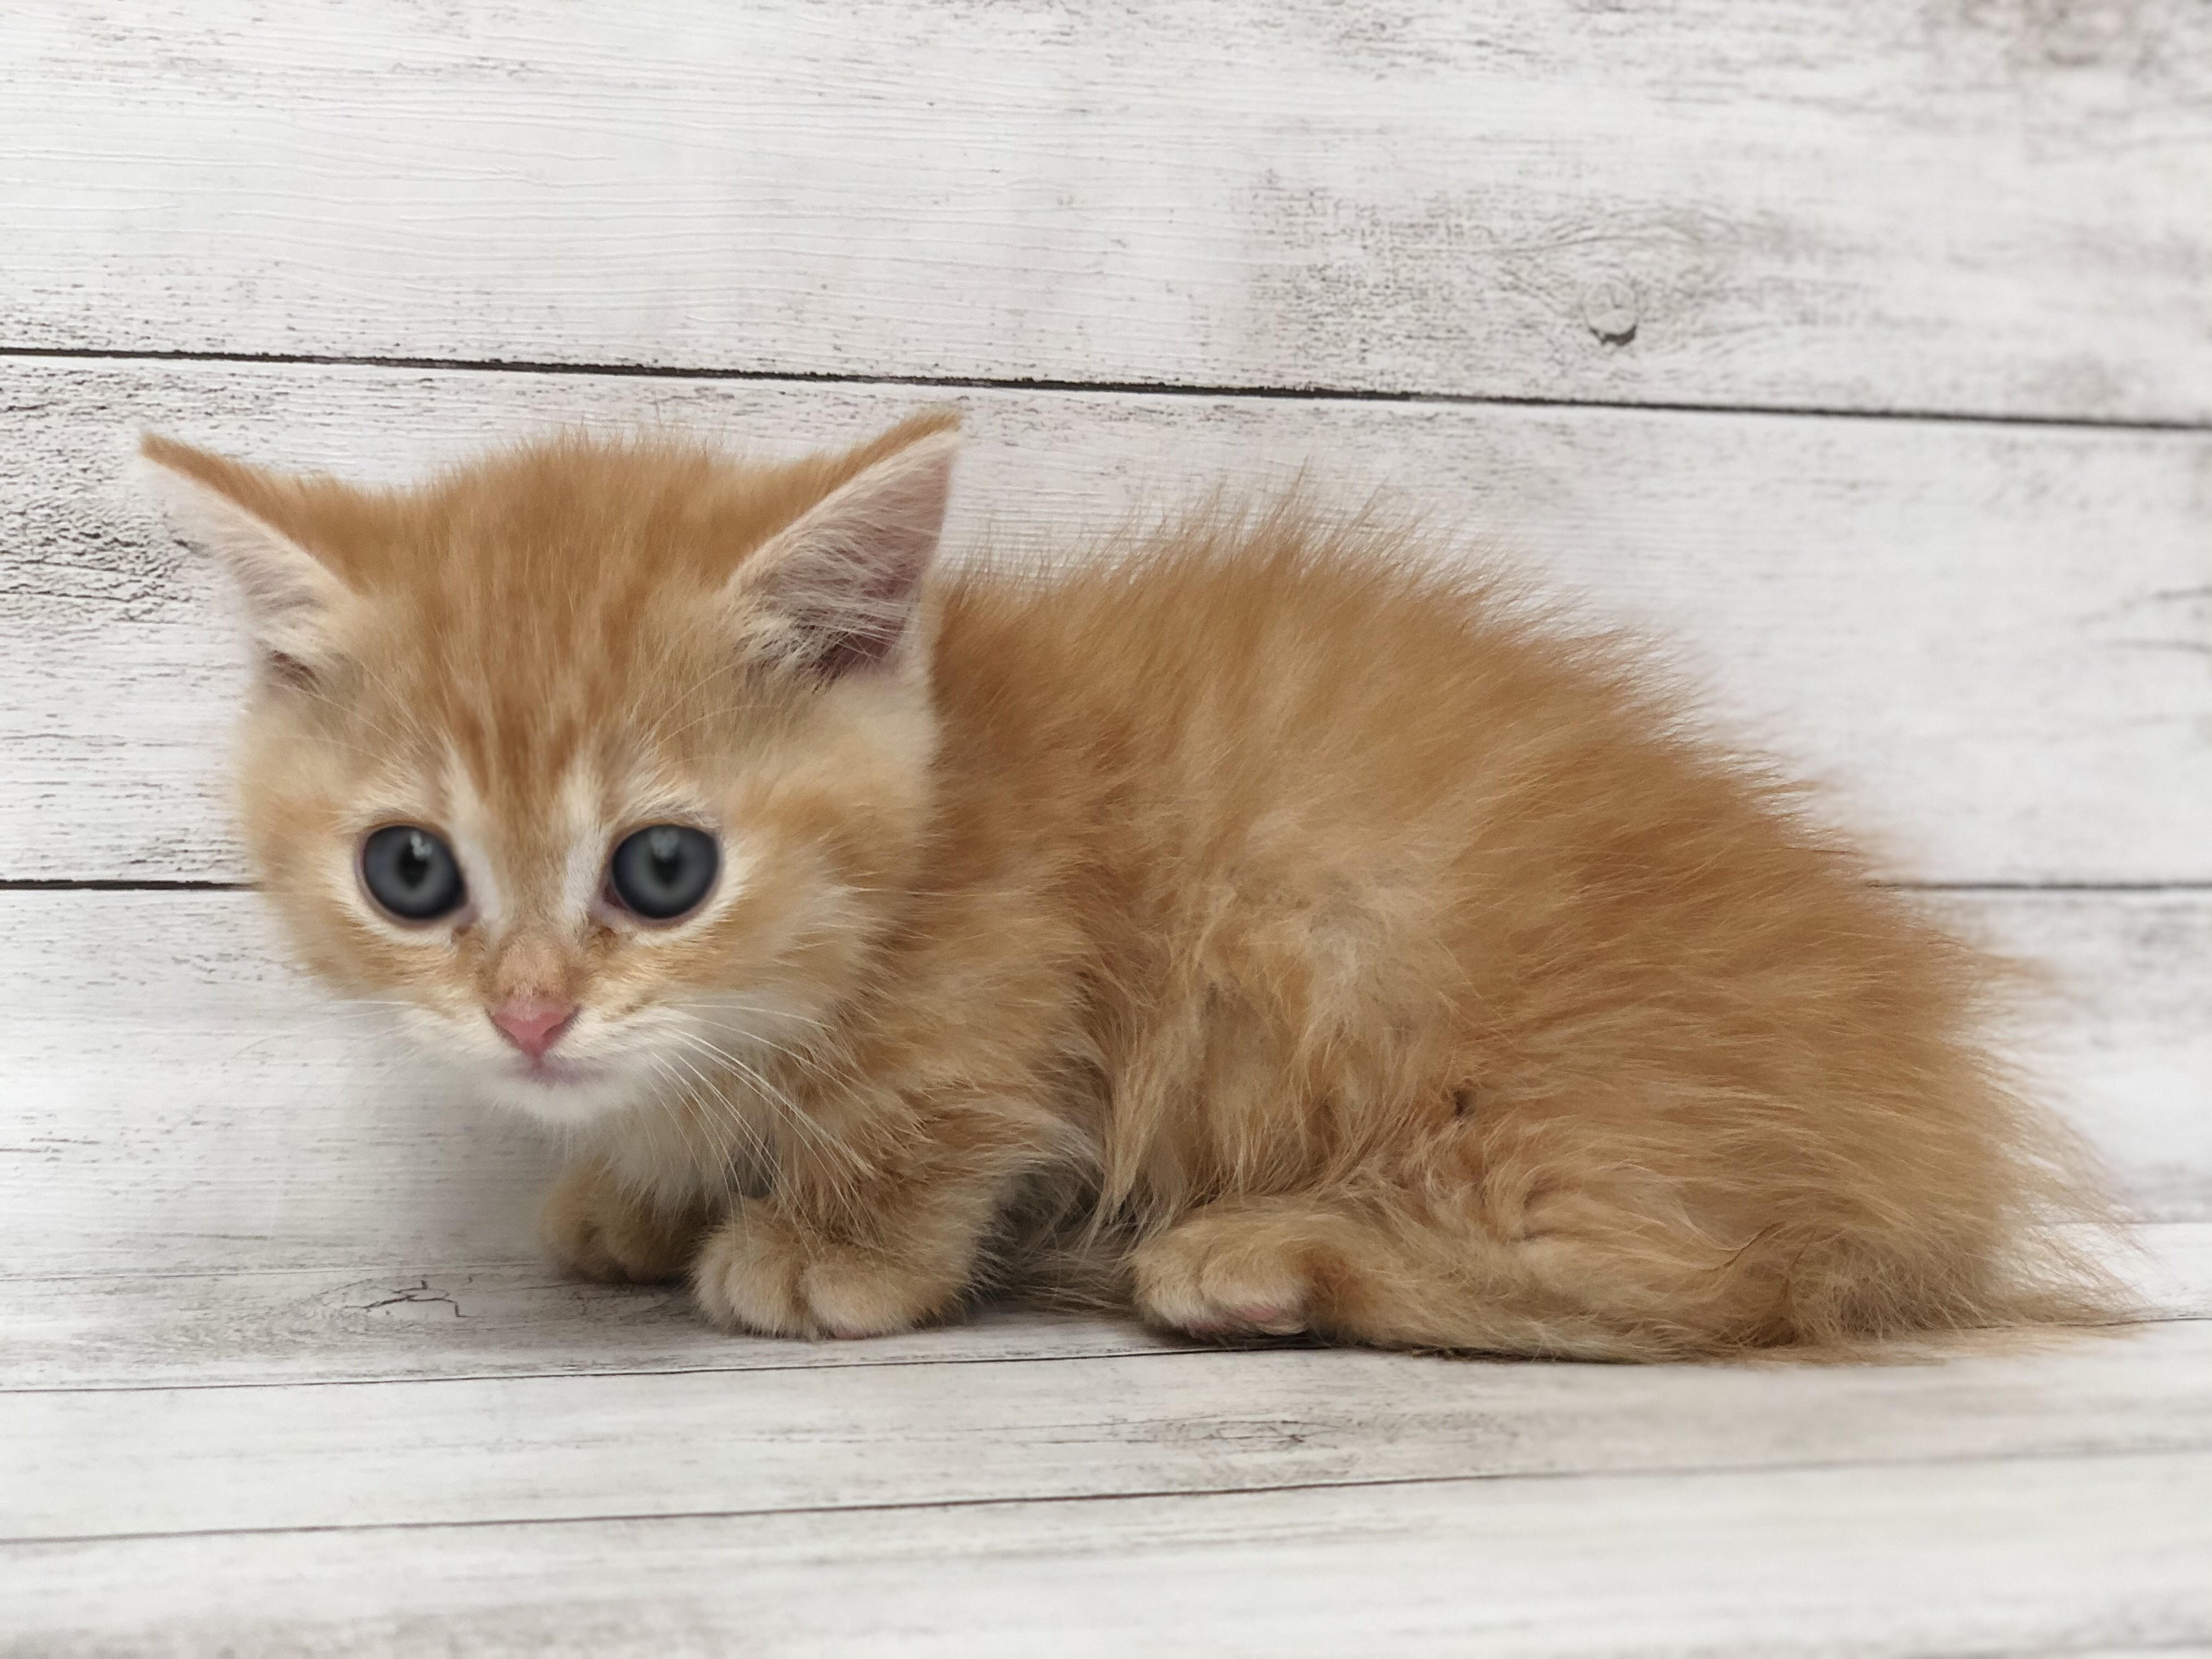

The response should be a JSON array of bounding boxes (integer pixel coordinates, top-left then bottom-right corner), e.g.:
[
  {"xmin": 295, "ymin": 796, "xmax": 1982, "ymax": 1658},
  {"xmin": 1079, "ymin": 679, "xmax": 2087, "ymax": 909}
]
[{"xmin": 2, "ymin": 4, "xmax": 2209, "ymax": 1652}]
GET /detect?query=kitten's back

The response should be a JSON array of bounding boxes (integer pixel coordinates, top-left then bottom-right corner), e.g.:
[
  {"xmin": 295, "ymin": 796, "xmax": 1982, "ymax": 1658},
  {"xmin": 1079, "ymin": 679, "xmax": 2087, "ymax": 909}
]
[{"xmin": 923, "ymin": 507, "xmax": 2118, "ymax": 1353}]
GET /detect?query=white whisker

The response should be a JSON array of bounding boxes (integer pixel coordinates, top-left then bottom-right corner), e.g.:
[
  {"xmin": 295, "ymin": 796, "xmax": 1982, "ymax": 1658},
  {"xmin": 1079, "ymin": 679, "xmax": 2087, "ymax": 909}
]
[{"xmin": 665, "ymin": 1026, "xmax": 866, "ymax": 1207}]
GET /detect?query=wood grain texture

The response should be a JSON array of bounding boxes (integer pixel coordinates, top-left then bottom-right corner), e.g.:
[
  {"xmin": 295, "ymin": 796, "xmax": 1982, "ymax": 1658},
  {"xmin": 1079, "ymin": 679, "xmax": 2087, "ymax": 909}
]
[
  {"xmin": 4, "ymin": 1453, "xmax": 2209, "ymax": 1656},
  {"xmin": 5, "ymin": 2, "xmax": 2211, "ymax": 421},
  {"xmin": 2, "ymin": 891, "xmax": 2207, "ymax": 1288},
  {"xmin": 7, "ymin": 360, "xmax": 2209, "ymax": 887},
  {"xmin": 0, "ymin": 1268, "xmax": 1174, "ymax": 1393},
  {"xmin": 8, "ymin": 1226, "xmax": 2204, "ymax": 1395},
  {"xmin": 7, "ymin": 1318, "xmax": 2211, "ymax": 1543}
]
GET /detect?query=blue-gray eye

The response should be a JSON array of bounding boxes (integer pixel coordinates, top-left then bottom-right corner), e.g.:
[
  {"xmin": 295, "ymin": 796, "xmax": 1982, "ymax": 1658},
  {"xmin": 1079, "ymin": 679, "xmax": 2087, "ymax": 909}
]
[
  {"xmin": 608, "ymin": 825, "xmax": 719, "ymax": 921},
  {"xmin": 360, "ymin": 825, "xmax": 466, "ymax": 922}
]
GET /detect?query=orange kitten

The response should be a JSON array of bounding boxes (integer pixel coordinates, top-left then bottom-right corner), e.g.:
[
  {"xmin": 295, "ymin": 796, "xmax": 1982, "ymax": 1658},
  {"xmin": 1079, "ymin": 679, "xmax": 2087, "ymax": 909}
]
[{"xmin": 145, "ymin": 414, "xmax": 2118, "ymax": 1357}]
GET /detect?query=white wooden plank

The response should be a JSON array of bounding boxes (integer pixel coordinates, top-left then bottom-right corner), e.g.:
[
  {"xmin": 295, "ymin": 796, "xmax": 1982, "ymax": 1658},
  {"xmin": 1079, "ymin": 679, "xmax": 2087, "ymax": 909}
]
[
  {"xmin": 1986, "ymin": 893, "xmax": 2212, "ymax": 1225},
  {"xmin": 6, "ymin": 2, "xmax": 2210, "ymax": 421},
  {"xmin": 7, "ymin": 363, "xmax": 2209, "ymax": 887},
  {"xmin": 7, "ymin": 1224, "xmax": 2203, "ymax": 1394},
  {"xmin": 3, "ymin": 1452, "xmax": 2208, "ymax": 1657},
  {"xmin": 0, "ymin": 889, "xmax": 551, "ymax": 1279},
  {"xmin": 6, "ymin": 1318, "xmax": 2211, "ymax": 1543},
  {"xmin": 0, "ymin": 1267, "xmax": 1172, "ymax": 1392},
  {"xmin": 2, "ymin": 890, "xmax": 2206, "ymax": 1283}
]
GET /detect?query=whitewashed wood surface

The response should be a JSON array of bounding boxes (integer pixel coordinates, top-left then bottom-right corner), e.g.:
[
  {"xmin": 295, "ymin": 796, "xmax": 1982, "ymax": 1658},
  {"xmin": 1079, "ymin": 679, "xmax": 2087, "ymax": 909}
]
[
  {"xmin": 10, "ymin": 1305, "xmax": 2212, "ymax": 1543},
  {"xmin": 6, "ymin": 362, "xmax": 2210, "ymax": 887},
  {"xmin": 9, "ymin": 1449, "xmax": 2211, "ymax": 1657},
  {"xmin": 5, "ymin": 3, "xmax": 2210, "ymax": 1653},
  {"xmin": 6, "ymin": 1, "xmax": 2211, "ymax": 421}
]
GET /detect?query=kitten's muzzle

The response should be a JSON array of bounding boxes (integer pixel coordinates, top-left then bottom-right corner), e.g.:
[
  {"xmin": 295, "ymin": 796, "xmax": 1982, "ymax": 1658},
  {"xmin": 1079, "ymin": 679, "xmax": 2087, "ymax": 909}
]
[{"xmin": 490, "ymin": 996, "xmax": 579, "ymax": 1061}]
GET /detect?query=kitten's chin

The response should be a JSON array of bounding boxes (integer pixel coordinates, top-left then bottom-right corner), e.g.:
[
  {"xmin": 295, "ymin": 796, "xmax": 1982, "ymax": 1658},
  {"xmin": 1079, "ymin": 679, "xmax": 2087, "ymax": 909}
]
[{"xmin": 471, "ymin": 1060, "xmax": 647, "ymax": 1130}]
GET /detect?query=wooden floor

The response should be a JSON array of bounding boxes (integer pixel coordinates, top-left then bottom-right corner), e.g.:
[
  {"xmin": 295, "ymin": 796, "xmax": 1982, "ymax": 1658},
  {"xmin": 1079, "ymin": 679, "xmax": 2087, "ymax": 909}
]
[{"xmin": 3, "ymin": 1227, "xmax": 2208, "ymax": 1656}]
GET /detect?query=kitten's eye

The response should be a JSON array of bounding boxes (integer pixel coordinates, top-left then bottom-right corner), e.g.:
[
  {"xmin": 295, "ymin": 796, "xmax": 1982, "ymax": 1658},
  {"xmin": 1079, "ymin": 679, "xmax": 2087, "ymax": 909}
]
[
  {"xmin": 608, "ymin": 825, "xmax": 719, "ymax": 922},
  {"xmin": 360, "ymin": 825, "xmax": 467, "ymax": 923}
]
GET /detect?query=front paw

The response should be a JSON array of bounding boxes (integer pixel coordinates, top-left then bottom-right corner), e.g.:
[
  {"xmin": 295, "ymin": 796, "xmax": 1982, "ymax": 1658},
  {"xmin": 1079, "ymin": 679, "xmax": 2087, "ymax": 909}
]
[
  {"xmin": 692, "ymin": 1202, "xmax": 966, "ymax": 1339},
  {"xmin": 540, "ymin": 1156, "xmax": 715, "ymax": 1285}
]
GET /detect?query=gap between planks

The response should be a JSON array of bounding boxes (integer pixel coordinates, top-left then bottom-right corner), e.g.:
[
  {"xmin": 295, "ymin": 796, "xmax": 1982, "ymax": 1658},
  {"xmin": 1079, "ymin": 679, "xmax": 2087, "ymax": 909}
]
[
  {"xmin": 9, "ymin": 1440, "xmax": 2205, "ymax": 1555},
  {"xmin": 10, "ymin": 345, "xmax": 2212, "ymax": 438}
]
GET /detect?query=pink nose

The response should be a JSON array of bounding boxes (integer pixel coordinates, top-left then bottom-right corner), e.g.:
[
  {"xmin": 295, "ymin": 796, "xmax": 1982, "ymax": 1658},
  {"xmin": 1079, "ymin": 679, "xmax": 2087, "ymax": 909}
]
[{"xmin": 490, "ymin": 997, "xmax": 578, "ymax": 1060}]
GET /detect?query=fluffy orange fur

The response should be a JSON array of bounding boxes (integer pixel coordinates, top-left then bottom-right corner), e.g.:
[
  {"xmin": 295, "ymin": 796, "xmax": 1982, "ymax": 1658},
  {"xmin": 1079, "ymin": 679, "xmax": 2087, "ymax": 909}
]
[{"xmin": 145, "ymin": 415, "xmax": 2119, "ymax": 1358}]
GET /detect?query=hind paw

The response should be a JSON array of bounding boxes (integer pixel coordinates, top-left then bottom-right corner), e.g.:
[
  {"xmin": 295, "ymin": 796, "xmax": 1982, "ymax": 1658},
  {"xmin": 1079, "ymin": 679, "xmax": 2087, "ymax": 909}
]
[{"xmin": 1131, "ymin": 1206, "xmax": 1323, "ymax": 1341}]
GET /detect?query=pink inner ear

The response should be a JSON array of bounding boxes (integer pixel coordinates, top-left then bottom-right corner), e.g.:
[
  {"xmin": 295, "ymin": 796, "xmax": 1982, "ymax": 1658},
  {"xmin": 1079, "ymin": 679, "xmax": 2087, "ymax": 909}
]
[
  {"xmin": 807, "ymin": 554, "xmax": 927, "ymax": 677},
  {"xmin": 747, "ymin": 432, "xmax": 956, "ymax": 678}
]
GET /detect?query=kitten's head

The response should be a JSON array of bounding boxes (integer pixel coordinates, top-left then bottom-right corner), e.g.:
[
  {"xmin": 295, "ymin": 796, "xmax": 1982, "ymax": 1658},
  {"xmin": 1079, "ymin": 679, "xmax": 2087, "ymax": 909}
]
[{"xmin": 144, "ymin": 415, "xmax": 959, "ymax": 1129}]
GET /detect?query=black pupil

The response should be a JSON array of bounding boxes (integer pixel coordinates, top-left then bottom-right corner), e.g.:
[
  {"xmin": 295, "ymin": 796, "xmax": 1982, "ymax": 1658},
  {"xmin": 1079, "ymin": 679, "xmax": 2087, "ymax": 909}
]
[
  {"xmin": 362, "ymin": 825, "xmax": 465, "ymax": 921},
  {"xmin": 611, "ymin": 825, "xmax": 717, "ymax": 920}
]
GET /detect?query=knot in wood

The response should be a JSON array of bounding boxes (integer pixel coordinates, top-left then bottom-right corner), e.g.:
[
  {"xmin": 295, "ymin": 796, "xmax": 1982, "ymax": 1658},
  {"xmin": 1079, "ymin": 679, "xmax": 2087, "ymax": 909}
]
[{"xmin": 1580, "ymin": 278, "xmax": 1640, "ymax": 347}]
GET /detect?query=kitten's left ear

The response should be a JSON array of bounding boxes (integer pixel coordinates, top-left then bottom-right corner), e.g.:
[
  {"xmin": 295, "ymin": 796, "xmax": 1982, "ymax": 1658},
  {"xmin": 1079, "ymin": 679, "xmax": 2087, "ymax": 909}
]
[
  {"xmin": 730, "ymin": 427, "xmax": 958, "ymax": 678},
  {"xmin": 139, "ymin": 435, "xmax": 356, "ymax": 686}
]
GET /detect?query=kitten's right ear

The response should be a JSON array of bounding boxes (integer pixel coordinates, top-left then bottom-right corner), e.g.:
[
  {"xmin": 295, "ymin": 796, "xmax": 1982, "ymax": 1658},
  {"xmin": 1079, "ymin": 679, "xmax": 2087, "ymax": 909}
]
[
  {"xmin": 729, "ymin": 424, "xmax": 960, "ymax": 679},
  {"xmin": 140, "ymin": 435, "xmax": 353, "ymax": 686}
]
